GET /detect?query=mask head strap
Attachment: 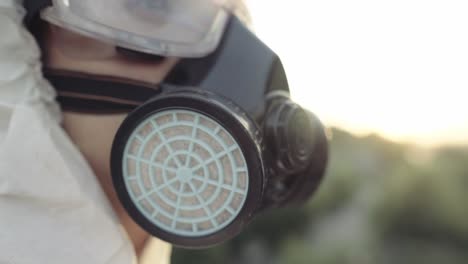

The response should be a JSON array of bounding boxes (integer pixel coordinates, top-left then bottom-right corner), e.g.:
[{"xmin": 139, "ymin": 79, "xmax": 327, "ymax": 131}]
[{"xmin": 43, "ymin": 69, "xmax": 162, "ymax": 113}]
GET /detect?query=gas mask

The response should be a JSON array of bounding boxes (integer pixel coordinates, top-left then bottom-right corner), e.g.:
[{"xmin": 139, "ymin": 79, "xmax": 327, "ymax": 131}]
[{"xmin": 24, "ymin": 0, "xmax": 328, "ymax": 248}]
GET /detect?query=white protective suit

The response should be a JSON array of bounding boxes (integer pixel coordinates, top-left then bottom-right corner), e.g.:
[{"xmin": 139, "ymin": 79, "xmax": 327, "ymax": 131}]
[{"xmin": 0, "ymin": 1, "xmax": 171, "ymax": 263}]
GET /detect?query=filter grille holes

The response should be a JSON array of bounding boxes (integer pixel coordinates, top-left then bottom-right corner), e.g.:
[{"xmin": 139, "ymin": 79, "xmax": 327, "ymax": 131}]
[{"xmin": 123, "ymin": 110, "xmax": 249, "ymax": 237}]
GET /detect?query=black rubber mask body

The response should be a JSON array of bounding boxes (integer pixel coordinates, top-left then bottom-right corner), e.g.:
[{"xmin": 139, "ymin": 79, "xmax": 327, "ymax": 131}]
[{"xmin": 44, "ymin": 15, "xmax": 328, "ymax": 248}]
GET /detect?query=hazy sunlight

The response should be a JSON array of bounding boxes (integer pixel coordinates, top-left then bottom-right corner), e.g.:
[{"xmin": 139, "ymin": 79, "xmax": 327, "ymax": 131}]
[{"xmin": 246, "ymin": 0, "xmax": 468, "ymax": 147}]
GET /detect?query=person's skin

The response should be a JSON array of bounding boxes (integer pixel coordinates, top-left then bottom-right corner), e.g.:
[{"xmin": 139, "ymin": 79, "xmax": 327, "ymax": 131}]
[{"xmin": 43, "ymin": 24, "xmax": 179, "ymax": 256}]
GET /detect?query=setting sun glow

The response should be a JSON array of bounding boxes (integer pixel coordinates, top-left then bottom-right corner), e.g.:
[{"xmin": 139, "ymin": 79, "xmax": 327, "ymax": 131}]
[{"xmin": 246, "ymin": 0, "xmax": 468, "ymax": 147}]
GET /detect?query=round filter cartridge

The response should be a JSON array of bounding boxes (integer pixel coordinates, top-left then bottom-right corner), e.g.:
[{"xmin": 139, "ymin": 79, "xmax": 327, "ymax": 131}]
[
  {"xmin": 122, "ymin": 109, "xmax": 249, "ymax": 237},
  {"xmin": 112, "ymin": 92, "xmax": 264, "ymax": 247}
]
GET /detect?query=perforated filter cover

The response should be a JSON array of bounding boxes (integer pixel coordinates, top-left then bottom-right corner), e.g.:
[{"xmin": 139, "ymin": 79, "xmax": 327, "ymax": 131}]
[{"xmin": 122, "ymin": 109, "xmax": 249, "ymax": 237}]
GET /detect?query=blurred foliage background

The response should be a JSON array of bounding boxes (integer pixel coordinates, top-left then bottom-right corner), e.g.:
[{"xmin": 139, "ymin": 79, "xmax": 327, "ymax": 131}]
[{"xmin": 171, "ymin": 128, "xmax": 468, "ymax": 264}]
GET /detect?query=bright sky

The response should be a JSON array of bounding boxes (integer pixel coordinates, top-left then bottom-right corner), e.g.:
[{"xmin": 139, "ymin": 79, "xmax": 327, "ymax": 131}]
[{"xmin": 246, "ymin": 0, "xmax": 468, "ymax": 147}]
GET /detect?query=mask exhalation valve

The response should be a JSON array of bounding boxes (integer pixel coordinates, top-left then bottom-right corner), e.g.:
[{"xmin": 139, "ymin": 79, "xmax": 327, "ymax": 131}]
[{"xmin": 265, "ymin": 99, "xmax": 315, "ymax": 174}]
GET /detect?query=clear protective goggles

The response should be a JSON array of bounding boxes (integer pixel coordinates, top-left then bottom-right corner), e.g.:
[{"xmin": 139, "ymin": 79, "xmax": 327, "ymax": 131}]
[{"xmin": 40, "ymin": 0, "xmax": 230, "ymax": 58}]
